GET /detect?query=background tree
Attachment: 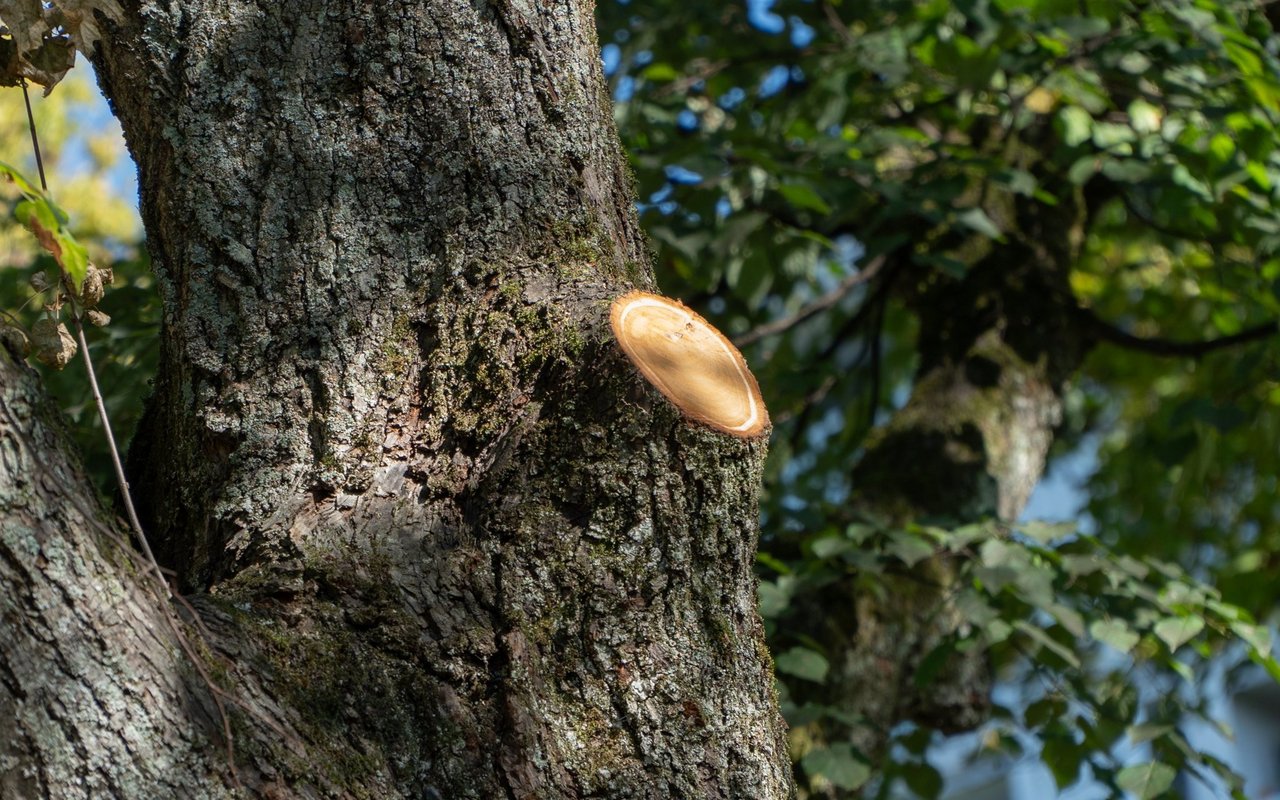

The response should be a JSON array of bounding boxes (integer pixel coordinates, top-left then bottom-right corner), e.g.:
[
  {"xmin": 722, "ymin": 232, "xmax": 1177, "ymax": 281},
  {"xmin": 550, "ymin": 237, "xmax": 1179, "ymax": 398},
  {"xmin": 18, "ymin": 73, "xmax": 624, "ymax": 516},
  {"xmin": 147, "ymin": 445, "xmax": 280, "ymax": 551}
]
[
  {"xmin": 0, "ymin": 2, "xmax": 793, "ymax": 797},
  {"xmin": 597, "ymin": 0, "xmax": 1280, "ymax": 796}
]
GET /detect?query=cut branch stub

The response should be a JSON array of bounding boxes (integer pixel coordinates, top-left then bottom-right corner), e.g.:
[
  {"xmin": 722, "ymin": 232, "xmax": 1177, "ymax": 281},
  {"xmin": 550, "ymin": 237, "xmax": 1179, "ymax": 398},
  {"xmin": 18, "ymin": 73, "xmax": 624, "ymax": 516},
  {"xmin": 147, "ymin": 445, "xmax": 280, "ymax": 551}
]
[{"xmin": 611, "ymin": 291, "xmax": 769, "ymax": 438}]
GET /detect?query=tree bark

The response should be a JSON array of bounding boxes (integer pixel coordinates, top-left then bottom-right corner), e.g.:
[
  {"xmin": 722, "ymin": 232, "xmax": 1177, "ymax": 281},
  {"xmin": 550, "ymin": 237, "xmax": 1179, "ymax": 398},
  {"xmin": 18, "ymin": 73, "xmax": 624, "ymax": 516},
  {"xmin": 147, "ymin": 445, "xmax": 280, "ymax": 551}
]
[
  {"xmin": 0, "ymin": 2, "xmax": 793, "ymax": 797},
  {"xmin": 0, "ymin": 348, "xmax": 228, "ymax": 798}
]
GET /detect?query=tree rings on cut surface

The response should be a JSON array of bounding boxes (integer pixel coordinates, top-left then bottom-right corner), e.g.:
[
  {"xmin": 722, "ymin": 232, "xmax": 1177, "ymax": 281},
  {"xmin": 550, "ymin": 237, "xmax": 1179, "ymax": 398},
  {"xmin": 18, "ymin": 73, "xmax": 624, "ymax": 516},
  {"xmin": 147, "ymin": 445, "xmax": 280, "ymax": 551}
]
[{"xmin": 610, "ymin": 291, "xmax": 769, "ymax": 437}]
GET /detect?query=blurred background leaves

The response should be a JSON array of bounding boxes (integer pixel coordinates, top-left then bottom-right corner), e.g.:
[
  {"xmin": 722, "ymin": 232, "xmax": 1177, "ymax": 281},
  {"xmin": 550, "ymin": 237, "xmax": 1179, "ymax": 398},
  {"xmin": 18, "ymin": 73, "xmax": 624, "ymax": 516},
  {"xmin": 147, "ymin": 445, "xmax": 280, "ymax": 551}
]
[{"xmin": 598, "ymin": 0, "xmax": 1280, "ymax": 796}]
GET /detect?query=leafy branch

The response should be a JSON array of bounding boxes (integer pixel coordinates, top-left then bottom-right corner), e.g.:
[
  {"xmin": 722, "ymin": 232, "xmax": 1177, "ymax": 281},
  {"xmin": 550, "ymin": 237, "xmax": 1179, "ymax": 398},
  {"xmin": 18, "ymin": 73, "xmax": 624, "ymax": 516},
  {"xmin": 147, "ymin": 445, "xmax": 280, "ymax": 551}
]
[{"xmin": 761, "ymin": 518, "xmax": 1278, "ymax": 797}]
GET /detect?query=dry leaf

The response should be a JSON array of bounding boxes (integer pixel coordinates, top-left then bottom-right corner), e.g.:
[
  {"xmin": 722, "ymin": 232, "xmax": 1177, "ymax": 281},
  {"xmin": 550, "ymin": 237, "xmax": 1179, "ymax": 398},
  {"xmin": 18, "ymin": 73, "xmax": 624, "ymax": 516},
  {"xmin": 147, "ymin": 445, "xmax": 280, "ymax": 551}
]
[
  {"xmin": 31, "ymin": 316, "xmax": 76, "ymax": 369},
  {"xmin": 46, "ymin": 0, "xmax": 123, "ymax": 53},
  {"xmin": 79, "ymin": 263, "xmax": 104, "ymax": 307},
  {"xmin": 0, "ymin": 0, "xmax": 123, "ymax": 90},
  {"xmin": 0, "ymin": 0, "xmax": 47, "ymax": 56}
]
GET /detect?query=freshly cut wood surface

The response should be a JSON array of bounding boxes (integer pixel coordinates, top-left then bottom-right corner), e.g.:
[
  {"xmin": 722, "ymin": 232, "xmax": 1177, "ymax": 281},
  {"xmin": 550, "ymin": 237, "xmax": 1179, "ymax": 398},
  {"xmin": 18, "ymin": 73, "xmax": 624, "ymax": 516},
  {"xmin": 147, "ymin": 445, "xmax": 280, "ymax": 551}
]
[{"xmin": 611, "ymin": 292, "xmax": 769, "ymax": 437}]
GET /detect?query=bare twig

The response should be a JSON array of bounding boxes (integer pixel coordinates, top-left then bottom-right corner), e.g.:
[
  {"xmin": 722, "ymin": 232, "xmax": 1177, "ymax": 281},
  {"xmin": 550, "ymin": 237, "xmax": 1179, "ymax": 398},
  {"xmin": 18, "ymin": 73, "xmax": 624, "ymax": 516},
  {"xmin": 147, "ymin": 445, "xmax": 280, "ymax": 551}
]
[
  {"xmin": 779, "ymin": 266, "xmax": 897, "ymax": 434},
  {"xmin": 819, "ymin": 0, "xmax": 856, "ymax": 45},
  {"xmin": 71, "ymin": 320, "xmax": 157, "ymax": 567},
  {"xmin": 864, "ymin": 292, "xmax": 886, "ymax": 432},
  {"xmin": 734, "ymin": 253, "xmax": 886, "ymax": 346},
  {"xmin": 20, "ymin": 79, "xmax": 47, "ymax": 190}
]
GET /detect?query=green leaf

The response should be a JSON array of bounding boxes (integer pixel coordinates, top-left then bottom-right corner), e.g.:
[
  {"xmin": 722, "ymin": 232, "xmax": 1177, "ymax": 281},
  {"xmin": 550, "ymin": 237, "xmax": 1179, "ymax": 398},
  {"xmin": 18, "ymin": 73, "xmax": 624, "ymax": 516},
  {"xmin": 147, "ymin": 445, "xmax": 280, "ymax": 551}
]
[
  {"xmin": 811, "ymin": 535, "xmax": 853, "ymax": 560},
  {"xmin": 758, "ymin": 576, "xmax": 795, "ymax": 619},
  {"xmin": 1246, "ymin": 160, "xmax": 1272, "ymax": 190},
  {"xmin": 1059, "ymin": 106, "xmax": 1093, "ymax": 147},
  {"xmin": 777, "ymin": 183, "xmax": 832, "ymax": 215},
  {"xmin": 1062, "ymin": 554, "xmax": 1105, "ymax": 576},
  {"xmin": 775, "ymin": 646, "xmax": 830, "ymax": 683},
  {"xmin": 1208, "ymin": 133, "xmax": 1236, "ymax": 167},
  {"xmin": 1229, "ymin": 620, "xmax": 1271, "ymax": 655},
  {"xmin": 756, "ymin": 551, "xmax": 791, "ymax": 575},
  {"xmin": 1115, "ymin": 555, "xmax": 1150, "ymax": 580},
  {"xmin": 956, "ymin": 590, "xmax": 999, "ymax": 627},
  {"xmin": 1090, "ymin": 619, "xmax": 1140, "ymax": 653},
  {"xmin": 0, "ymin": 159, "xmax": 42, "ymax": 197},
  {"xmin": 1154, "ymin": 615, "xmax": 1205, "ymax": 651},
  {"xmin": 956, "ymin": 207, "xmax": 1002, "ymax": 239},
  {"xmin": 1014, "ymin": 620, "xmax": 1081, "ymax": 668},
  {"xmin": 13, "ymin": 197, "xmax": 58, "ymax": 232},
  {"xmin": 801, "ymin": 743, "xmax": 871, "ymax": 791},
  {"xmin": 1128, "ymin": 723, "xmax": 1174, "ymax": 744},
  {"xmin": 1117, "ymin": 52, "xmax": 1152, "ymax": 74},
  {"xmin": 639, "ymin": 63, "xmax": 680, "ymax": 82},
  {"xmin": 914, "ymin": 640, "xmax": 956, "ymax": 689},
  {"xmin": 1018, "ymin": 520, "xmax": 1075, "ymax": 544},
  {"xmin": 13, "ymin": 194, "xmax": 91, "ymax": 289},
  {"xmin": 983, "ymin": 618, "xmax": 1013, "ymax": 645},
  {"xmin": 1102, "ymin": 159, "xmax": 1154, "ymax": 183},
  {"xmin": 1042, "ymin": 735, "xmax": 1085, "ymax": 789},
  {"xmin": 1171, "ymin": 164, "xmax": 1214, "ymax": 201},
  {"xmin": 1116, "ymin": 762, "xmax": 1177, "ymax": 799},
  {"xmin": 977, "ymin": 539, "xmax": 1054, "ymax": 606},
  {"xmin": 56, "ymin": 230, "xmax": 90, "ymax": 289},
  {"xmin": 845, "ymin": 523, "xmax": 877, "ymax": 544},
  {"xmin": 901, "ymin": 762, "xmax": 944, "ymax": 799},
  {"xmin": 999, "ymin": 168, "xmax": 1037, "ymax": 196},
  {"xmin": 1092, "ymin": 121, "xmax": 1135, "ymax": 149},
  {"xmin": 1211, "ymin": 307, "xmax": 1243, "ymax": 335},
  {"xmin": 1067, "ymin": 154, "xmax": 1101, "ymax": 184},
  {"xmin": 1048, "ymin": 603, "xmax": 1085, "ymax": 638},
  {"xmin": 1025, "ymin": 695, "xmax": 1066, "ymax": 728},
  {"xmin": 885, "ymin": 530, "xmax": 935, "ymax": 567},
  {"xmin": 1128, "ymin": 99, "xmax": 1162, "ymax": 134},
  {"xmin": 1055, "ymin": 16, "xmax": 1110, "ymax": 39}
]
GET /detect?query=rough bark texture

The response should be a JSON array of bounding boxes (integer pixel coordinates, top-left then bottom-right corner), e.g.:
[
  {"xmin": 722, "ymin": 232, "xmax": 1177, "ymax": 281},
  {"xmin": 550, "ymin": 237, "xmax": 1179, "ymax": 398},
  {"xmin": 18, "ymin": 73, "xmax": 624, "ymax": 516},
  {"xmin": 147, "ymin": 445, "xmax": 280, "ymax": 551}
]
[
  {"xmin": 0, "ymin": 349, "xmax": 224, "ymax": 798},
  {"xmin": 0, "ymin": 2, "xmax": 793, "ymax": 798}
]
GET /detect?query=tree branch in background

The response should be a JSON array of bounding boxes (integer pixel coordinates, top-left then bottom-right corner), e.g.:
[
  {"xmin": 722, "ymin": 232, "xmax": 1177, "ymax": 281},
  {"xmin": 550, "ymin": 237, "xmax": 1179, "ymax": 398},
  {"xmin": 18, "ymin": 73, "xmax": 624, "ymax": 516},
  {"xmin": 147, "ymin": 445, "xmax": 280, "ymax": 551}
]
[
  {"xmin": 1077, "ymin": 305, "xmax": 1278, "ymax": 357},
  {"xmin": 819, "ymin": 0, "xmax": 856, "ymax": 45},
  {"xmin": 734, "ymin": 253, "xmax": 886, "ymax": 346}
]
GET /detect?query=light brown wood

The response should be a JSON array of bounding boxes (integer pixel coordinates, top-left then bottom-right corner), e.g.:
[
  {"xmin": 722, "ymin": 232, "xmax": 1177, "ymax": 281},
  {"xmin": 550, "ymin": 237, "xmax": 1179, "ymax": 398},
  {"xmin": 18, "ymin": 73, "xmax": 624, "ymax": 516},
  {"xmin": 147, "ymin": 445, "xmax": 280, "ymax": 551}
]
[{"xmin": 611, "ymin": 291, "xmax": 769, "ymax": 437}]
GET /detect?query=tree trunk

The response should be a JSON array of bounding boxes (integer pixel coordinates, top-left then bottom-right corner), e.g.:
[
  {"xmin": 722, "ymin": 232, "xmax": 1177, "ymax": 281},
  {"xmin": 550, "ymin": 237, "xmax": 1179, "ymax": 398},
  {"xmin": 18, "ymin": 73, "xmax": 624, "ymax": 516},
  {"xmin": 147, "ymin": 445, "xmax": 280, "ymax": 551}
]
[{"xmin": 1, "ymin": 2, "xmax": 793, "ymax": 797}]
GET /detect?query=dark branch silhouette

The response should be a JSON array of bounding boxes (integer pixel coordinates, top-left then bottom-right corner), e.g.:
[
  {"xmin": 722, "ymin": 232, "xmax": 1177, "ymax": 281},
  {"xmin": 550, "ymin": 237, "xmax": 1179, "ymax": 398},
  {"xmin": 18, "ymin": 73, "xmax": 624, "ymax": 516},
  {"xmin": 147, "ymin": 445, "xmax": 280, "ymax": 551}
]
[
  {"xmin": 1077, "ymin": 306, "xmax": 1278, "ymax": 357},
  {"xmin": 734, "ymin": 253, "xmax": 886, "ymax": 347}
]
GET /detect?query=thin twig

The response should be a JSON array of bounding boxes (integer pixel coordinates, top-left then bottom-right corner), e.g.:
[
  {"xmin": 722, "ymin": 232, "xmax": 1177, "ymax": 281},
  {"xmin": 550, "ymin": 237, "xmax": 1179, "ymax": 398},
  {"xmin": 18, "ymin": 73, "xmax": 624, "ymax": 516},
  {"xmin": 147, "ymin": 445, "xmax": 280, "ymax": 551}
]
[
  {"xmin": 819, "ymin": 0, "xmax": 855, "ymax": 45},
  {"xmin": 779, "ymin": 269, "xmax": 896, "ymax": 436},
  {"xmin": 71, "ymin": 319, "xmax": 160, "ymax": 575},
  {"xmin": 864, "ymin": 293, "xmax": 885, "ymax": 433},
  {"xmin": 156, "ymin": 581, "xmax": 241, "ymax": 788},
  {"xmin": 734, "ymin": 253, "xmax": 886, "ymax": 347},
  {"xmin": 20, "ymin": 79, "xmax": 47, "ymax": 190}
]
